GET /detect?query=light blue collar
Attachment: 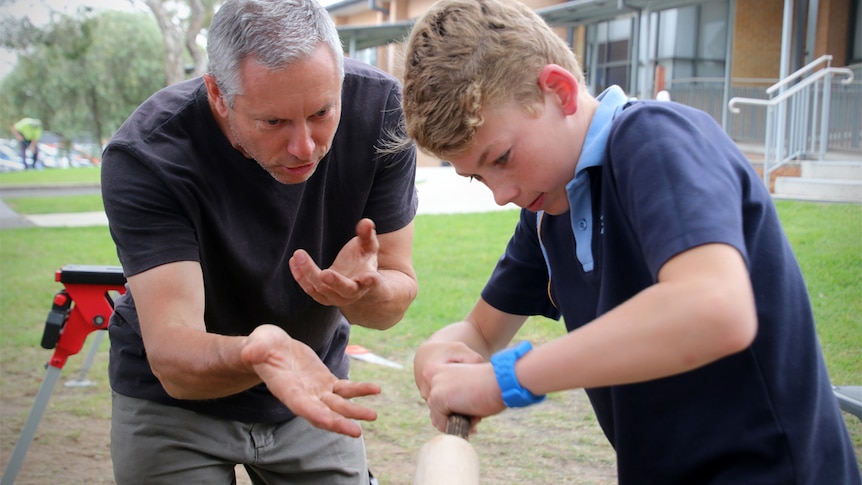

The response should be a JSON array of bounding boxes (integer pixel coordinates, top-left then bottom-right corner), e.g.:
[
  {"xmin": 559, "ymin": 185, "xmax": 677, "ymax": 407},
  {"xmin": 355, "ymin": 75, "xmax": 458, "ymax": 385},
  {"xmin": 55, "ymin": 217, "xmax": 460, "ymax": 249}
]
[
  {"xmin": 566, "ymin": 86, "xmax": 629, "ymax": 272},
  {"xmin": 558, "ymin": 86, "xmax": 632, "ymax": 273}
]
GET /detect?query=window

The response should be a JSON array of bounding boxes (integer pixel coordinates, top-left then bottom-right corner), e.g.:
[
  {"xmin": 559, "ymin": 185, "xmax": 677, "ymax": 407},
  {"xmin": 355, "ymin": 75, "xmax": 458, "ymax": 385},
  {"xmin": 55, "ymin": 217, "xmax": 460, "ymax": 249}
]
[
  {"xmin": 353, "ymin": 47, "xmax": 378, "ymax": 67},
  {"xmin": 651, "ymin": 2, "xmax": 728, "ymax": 83},
  {"xmin": 851, "ymin": 0, "xmax": 862, "ymax": 64},
  {"xmin": 587, "ymin": 18, "xmax": 633, "ymax": 95}
]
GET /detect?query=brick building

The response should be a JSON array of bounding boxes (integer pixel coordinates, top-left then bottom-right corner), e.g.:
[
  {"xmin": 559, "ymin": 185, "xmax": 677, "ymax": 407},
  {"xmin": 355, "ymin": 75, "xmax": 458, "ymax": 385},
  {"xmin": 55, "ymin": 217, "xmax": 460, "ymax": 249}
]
[{"xmin": 327, "ymin": 0, "xmax": 861, "ymax": 165}]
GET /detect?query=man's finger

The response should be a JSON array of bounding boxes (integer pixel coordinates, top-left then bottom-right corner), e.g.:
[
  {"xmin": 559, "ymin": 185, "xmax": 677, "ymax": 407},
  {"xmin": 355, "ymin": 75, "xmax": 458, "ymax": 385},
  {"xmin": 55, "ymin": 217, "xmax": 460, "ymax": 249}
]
[
  {"xmin": 355, "ymin": 218, "xmax": 379, "ymax": 253},
  {"xmin": 319, "ymin": 269, "xmax": 360, "ymax": 296},
  {"xmin": 321, "ymin": 393, "xmax": 378, "ymax": 422},
  {"xmin": 332, "ymin": 380, "xmax": 381, "ymax": 399},
  {"xmin": 305, "ymin": 409, "xmax": 365, "ymax": 438},
  {"xmin": 285, "ymin": 394, "xmax": 367, "ymax": 437},
  {"xmin": 289, "ymin": 250, "xmax": 322, "ymax": 285}
]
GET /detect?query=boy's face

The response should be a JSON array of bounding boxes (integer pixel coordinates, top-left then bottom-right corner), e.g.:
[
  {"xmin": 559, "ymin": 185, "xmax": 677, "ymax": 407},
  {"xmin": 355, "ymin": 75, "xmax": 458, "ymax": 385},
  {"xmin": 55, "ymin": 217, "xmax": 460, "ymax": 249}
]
[{"xmin": 446, "ymin": 96, "xmax": 580, "ymax": 215}]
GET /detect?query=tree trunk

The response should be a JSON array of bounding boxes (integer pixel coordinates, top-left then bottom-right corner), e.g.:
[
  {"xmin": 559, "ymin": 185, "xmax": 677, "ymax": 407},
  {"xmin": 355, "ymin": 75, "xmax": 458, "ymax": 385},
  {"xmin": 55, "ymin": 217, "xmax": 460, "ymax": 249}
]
[
  {"xmin": 145, "ymin": 0, "xmax": 187, "ymax": 85},
  {"xmin": 185, "ymin": 0, "xmax": 208, "ymax": 77}
]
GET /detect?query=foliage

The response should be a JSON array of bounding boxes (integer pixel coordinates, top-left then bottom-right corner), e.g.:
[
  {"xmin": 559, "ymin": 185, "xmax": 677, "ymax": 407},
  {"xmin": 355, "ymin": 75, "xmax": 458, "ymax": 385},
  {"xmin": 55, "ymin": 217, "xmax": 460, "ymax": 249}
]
[
  {"xmin": 0, "ymin": 9, "xmax": 165, "ymax": 150},
  {"xmin": 144, "ymin": 0, "xmax": 221, "ymax": 84}
]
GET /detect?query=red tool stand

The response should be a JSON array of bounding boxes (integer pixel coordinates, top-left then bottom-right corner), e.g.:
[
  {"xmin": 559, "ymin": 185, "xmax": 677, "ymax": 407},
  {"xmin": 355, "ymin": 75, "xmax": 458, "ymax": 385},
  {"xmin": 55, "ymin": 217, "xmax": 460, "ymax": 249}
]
[{"xmin": 1, "ymin": 265, "xmax": 126, "ymax": 485}]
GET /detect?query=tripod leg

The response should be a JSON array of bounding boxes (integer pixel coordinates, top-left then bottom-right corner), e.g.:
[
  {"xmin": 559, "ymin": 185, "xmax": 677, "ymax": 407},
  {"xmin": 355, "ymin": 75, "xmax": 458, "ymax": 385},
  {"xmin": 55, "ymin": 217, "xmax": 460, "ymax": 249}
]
[
  {"xmin": 65, "ymin": 330, "xmax": 106, "ymax": 388},
  {"xmin": 1, "ymin": 365, "xmax": 62, "ymax": 485}
]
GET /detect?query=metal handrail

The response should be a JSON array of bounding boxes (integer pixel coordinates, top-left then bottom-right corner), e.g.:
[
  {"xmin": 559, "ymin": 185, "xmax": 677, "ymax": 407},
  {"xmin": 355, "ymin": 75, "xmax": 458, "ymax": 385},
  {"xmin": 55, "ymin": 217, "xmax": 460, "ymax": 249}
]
[
  {"xmin": 727, "ymin": 67, "xmax": 855, "ymax": 113},
  {"xmin": 765, "ymin": 54, "xmax": 835, "ymax": 96},
  {"xmin": 727, "ymin": 59, "xmax": 855, "ymax": 189}
]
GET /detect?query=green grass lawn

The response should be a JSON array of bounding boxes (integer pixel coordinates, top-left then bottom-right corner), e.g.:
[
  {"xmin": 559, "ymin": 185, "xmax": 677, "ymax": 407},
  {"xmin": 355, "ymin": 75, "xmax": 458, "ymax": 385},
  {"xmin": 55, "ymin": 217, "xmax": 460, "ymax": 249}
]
[
  {"xmin": 1, "ymin": 168, "xmax": 859, "ymax": 474},
  {"xmin": 0, "ymin": 167, "xmax": 102, "ymax": 186},
  {"xmin": 4, "ymin": 175, "xmax": 855, "ymax": 384}
]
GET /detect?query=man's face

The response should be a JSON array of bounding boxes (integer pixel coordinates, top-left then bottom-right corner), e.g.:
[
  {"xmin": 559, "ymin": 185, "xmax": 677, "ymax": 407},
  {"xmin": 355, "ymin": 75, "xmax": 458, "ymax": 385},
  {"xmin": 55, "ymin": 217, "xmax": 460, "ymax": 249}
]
[
  {"xmin": 215, "ymin": 44, "xmax": 342, "ymax": 185},
  {"xmin": 446, "ymin": 97, "xmax": 580, "ymax": 215}
]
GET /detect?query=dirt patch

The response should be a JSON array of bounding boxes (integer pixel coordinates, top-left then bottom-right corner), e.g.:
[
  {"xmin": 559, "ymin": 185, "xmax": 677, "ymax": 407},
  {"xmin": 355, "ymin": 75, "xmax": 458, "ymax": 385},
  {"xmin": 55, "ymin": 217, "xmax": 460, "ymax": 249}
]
[
  {"xmin": 1, "ymin": 347, "xmax": 616, "ymax": 484},
  {"xmin": 4, "ymin": 345, "xmax": 860, "ymax": 484},
  {"xmin": 360, "ymin": 389, "xmax": 617, "ymax": 485},
  {"xmin": 0, "ymin": 347, "xmax": 114, "ymax": 485}
]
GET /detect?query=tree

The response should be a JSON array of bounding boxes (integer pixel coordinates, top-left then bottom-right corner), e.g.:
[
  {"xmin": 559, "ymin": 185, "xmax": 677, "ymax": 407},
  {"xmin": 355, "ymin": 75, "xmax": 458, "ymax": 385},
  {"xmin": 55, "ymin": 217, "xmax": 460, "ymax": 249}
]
[
  {"xmin": 144, "ymin": 0, "xmax": 219, "ymax": 85},
  {"xmin": 0, "ymin": 9, "xmax": 165, "ymax": 152}
]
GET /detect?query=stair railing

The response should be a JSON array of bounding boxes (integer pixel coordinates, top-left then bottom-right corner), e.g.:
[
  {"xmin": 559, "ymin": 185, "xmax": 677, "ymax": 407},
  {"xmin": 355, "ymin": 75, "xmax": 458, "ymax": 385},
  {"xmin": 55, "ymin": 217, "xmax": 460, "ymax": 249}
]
[{"xmin": 728, "ymin": 55, "xmax": 854, "ymax": 188}]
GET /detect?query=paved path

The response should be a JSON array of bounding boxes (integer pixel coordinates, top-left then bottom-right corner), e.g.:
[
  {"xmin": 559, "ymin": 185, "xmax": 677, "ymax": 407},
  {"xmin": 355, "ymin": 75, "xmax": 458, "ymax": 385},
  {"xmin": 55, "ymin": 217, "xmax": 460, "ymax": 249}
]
[{"xmin": 0, "ymin": 167, "xmax": 517, "ymax": 229}]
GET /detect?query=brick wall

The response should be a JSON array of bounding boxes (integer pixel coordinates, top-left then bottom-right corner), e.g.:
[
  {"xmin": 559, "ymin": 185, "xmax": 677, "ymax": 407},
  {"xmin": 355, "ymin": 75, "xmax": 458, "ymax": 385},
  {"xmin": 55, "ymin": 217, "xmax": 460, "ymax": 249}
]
[
  {"xmin": 817, "ymin": 0, "xmax": 850, "ymax": 64},
  {"xmin": 732, "ymin": 0, "xmax": 851, "ymax": 84},
  {"xmin": 732, "ymin": 0, "xmax": 784, "ymax": 81}
]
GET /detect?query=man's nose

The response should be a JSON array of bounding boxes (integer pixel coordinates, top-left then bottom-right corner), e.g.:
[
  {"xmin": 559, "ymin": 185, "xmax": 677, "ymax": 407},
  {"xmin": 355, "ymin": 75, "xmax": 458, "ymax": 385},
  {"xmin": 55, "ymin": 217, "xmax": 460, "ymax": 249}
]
[{"xmin": 287, "ymin": 123, "xmax": 315, "ymax": 160}]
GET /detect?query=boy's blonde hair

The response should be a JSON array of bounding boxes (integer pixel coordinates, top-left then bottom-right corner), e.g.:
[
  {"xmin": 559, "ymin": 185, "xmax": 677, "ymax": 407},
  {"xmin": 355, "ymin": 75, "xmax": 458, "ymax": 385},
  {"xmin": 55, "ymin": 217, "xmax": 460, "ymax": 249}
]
[{"xmin": 402, "ymin": 0, "xmax": 585, "ymax": 159}]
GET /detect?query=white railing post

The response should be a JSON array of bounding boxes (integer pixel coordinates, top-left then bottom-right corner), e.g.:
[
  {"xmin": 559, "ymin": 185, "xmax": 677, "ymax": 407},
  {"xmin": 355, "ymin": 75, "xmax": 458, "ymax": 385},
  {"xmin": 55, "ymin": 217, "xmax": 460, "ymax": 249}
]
[
  {"xmin": 728, "ymin": 55, "xmax": 854, "ymax": 190},
  {"xmin": 819, "ymin": 69, "xmax": 834, "ymax": 161},
  {"xmin": 764, "ymin": 106, "xmax": 776, "ymax": 186}
]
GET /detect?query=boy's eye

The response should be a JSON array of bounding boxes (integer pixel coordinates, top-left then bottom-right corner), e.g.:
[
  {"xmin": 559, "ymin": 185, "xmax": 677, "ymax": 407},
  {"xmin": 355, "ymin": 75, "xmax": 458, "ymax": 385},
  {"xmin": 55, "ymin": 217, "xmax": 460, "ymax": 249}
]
[{"xmin": 495, "ymin": 150, "xmax": 510, "ymax": 165}]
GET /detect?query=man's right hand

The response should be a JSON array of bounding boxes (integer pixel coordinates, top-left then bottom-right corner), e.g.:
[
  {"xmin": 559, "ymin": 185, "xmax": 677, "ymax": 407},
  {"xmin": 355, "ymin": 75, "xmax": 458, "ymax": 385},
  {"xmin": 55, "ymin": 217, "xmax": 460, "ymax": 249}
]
[{"xmin": 241, "ymin": 324, "xmax": 381, "ymax": 437}]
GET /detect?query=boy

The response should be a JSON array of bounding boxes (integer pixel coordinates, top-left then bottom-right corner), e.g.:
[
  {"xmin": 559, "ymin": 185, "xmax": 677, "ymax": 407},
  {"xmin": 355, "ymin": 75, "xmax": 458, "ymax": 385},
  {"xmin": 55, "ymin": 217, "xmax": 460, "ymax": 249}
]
[{"xmin": 400, "ymin": 0, "xmax": 860, "ymax": 482}]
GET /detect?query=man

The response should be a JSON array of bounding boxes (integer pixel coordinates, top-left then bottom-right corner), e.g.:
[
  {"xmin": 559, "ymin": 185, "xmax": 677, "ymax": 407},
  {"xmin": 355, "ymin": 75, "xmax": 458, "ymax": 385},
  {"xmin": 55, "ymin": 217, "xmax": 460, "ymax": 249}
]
[
  {"xmin": 10, "ymin": 117, "xmax": 43, "ymax": 169},
  {"xmin": 100, "ymin": 0, "xmax": 418, "ymax": 483}
]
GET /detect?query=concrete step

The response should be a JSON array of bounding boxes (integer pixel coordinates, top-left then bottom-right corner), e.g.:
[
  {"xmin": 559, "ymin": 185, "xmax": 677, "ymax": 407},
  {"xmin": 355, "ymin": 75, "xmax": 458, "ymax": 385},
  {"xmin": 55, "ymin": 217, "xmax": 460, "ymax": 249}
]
[
  {"xmin": 801, "ymin": 160, "xmax": 862, "ymax": 180},
  {"xmin": 774, "ymin": 177, "xmax": 862, "ymax": 203}
]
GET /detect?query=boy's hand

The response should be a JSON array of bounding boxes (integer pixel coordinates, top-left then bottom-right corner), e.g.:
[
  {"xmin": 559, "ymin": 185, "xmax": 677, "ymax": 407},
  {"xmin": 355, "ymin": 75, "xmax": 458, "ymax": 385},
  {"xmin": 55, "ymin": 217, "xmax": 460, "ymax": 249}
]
[
  {"xmin": 414, "ymin": 340, "xmax": 485, "ymax": 399},
  {"xmin": 423, "ymin": 361, "xmax": 504, "ymax": 433},
  {"xmin": 414, "ymin": 340, "xmax": 502, "ymax": 432},
  {"xmin": 289, "ymin": 218, "xmax": 380, "ymax": 307},
  {"xmin": 241, "ymin": 324, "xmax": 380, "ymax": 437}
]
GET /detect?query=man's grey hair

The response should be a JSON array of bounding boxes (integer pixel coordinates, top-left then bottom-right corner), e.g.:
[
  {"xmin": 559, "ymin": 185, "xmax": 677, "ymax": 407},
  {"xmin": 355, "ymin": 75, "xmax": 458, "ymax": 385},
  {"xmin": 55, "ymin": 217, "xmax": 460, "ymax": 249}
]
[{"xmin": 207, "ymin": 0, "xmax": 345, "ymax": 107}]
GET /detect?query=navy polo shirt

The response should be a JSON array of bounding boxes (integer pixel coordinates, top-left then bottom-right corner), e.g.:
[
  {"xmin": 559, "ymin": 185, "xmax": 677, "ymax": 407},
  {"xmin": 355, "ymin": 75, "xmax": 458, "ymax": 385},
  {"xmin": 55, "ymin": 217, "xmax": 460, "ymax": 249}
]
[{"xmin": 481, "ymin": 92, "xmax": 859, "ymax": 483}]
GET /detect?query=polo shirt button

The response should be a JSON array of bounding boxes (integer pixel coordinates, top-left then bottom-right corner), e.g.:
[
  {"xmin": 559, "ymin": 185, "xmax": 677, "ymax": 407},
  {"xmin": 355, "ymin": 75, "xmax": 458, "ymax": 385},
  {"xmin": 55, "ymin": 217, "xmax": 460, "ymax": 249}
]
[{"xmin": 577, "ymin": 219, "xmax": 587, "ymax": 231}]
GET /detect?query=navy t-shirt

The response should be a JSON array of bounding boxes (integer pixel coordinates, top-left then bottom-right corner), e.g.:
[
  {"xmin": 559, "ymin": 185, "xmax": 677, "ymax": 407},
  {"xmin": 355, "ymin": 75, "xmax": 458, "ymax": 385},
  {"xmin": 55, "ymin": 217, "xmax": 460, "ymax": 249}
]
[
  {"xmin": 482, "ymin": 100, "xmax": 859, "ymax": 483},
  {"xmin": 102, "ymin": 58, "xmax": 418, "ymax": 423}
]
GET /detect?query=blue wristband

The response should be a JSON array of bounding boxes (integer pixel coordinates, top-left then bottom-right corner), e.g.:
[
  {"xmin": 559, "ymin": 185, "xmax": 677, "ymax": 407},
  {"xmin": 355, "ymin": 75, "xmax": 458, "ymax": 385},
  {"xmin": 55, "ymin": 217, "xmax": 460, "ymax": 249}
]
[{"xmin": 490, "ymin": 341, "xmax": 546, "ymax": 408}]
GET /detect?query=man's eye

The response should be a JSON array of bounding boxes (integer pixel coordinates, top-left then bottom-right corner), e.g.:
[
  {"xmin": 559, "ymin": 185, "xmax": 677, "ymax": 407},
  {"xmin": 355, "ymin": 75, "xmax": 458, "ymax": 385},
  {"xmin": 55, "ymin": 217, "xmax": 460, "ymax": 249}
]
[{"xmin": 265, "ymin": 119, "xmax": 280, "ymax": 126}]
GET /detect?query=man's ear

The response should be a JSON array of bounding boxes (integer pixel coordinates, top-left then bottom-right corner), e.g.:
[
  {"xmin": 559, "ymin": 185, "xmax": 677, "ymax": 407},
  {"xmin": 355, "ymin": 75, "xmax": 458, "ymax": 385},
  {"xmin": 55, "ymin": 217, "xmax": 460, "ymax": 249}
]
[
  {"xmin": 203, "ymin": 74, "xmax": 230, "ymax": 118},
  {"xmin": 539, "ymin": 64, "xmax": 579, "ymax": 115}
]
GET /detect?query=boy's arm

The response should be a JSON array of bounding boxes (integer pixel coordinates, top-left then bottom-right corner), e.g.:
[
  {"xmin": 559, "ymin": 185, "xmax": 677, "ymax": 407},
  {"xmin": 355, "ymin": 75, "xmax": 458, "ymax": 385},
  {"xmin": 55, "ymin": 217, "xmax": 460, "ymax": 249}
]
[
  {"xmin": 129, "ymin": 260, "xmax": 380, "ymax": 437},
  {"xmin": 420, "ymin": 298, "xmax": 528, "ymax": 360},
  {"xmin": 516, "ymin": 242, "xmax": 757, "ymax": 394},
  {"xmin": 417, "ymin": 243, "xmax": 757, "ymax": 431}
]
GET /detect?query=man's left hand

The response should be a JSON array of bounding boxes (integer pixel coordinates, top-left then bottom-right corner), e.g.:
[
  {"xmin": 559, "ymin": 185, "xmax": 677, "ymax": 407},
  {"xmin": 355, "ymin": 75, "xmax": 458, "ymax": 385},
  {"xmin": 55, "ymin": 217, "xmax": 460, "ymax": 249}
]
[{"xmin": 289, "ymin": 218, "xmax": 381, "ymax": 307}]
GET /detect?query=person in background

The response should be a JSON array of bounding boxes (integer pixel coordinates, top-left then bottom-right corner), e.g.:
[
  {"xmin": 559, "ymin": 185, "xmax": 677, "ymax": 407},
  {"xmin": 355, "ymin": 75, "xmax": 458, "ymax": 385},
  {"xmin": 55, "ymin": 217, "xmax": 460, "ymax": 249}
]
[
  {"xmin": 10, "ymin": 117, "xmax": 43, "ymax": 170},
  {"xmin": 400, "ymin": 0, "xmax": 861, "ymax": 483},
  {"xmin": 100, "ymin": 0, "xmax": 418, "ymax": 483}
]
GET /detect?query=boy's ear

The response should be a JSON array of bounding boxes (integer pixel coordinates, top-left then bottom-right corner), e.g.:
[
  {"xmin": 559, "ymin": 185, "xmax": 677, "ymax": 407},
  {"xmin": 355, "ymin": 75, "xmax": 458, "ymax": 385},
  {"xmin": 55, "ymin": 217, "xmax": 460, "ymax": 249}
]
[{"xmin": 539, "ymin": 64, "xmax": 578, "ymax": 115}]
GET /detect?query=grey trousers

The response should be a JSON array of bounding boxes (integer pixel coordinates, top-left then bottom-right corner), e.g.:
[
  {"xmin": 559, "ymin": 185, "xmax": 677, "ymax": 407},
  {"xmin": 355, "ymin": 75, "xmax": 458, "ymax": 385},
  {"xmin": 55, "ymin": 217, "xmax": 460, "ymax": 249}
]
[{"xmin": 110, "ymin": 392, "xmax": 370, "ymax": 485}]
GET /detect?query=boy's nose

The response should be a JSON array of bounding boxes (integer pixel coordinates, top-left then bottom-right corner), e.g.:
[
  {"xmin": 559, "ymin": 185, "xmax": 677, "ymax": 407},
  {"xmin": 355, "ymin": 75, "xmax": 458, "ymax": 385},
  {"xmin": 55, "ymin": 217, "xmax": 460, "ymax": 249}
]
[{"xmin": 489, "ymin": 181, "xmax": 518, "ymax": 207}]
